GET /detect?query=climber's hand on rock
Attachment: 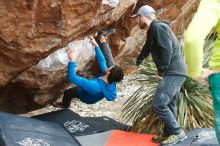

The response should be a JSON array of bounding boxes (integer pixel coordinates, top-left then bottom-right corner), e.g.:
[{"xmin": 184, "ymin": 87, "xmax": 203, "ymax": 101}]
[
  {"xmin": 66, "ymin": 48, "xmax": 78, "ymax": 62},
  {"xmin": 89, "ymin": 36, "xmax": 98, "ymax": 46}
]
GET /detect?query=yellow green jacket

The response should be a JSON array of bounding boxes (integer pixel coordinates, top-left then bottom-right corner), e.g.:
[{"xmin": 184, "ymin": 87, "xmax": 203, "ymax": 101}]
[{"xmin": 183, "ymin": 0, "xmax": 220, "ymax": 78}]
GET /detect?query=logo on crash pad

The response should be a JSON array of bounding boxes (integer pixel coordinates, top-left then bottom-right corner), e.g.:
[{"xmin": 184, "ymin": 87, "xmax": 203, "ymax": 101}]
[
  {"xmin": 64, "ymin": 120, "xmax": 90, "ymax": 133},
  {"xmin": 16, "ymin": 138, "xmax": 50, "ymax": 146}
]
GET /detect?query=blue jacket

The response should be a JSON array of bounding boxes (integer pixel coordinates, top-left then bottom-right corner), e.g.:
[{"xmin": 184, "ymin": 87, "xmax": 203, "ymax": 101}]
[{"xmin": 68, "ymin": 45, "xmax": 116, "ymax": 104}]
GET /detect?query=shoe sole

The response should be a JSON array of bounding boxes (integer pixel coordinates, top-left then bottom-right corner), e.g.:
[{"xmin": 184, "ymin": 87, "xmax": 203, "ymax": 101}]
[
  {"xmin": 152, "ymin": 138, "xmax": 167, "ymax": 143},
  {"xmin": 51, "ymin": 102, "xmax": 69, "ymax": 108},
  {"xmin": 102, "ymin": 29, "xmax": 116, "ymax": 36},
  {"xmin": 160, "ymin": 136, "xmax": 187, "ymax": 146}
]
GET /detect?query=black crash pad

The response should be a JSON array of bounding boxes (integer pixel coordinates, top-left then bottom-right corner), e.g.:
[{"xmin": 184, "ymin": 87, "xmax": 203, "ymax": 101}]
[
  {"xmin": 0, "ymin": 112, "xmax": 81, "ymax": 146},
  {"xmin": 32, "ymin": 109, "xmax": 129, "ymax": 136}
]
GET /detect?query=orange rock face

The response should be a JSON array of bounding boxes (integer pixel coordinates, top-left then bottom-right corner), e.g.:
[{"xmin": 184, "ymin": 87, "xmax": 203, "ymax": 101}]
[{"xmin": 0, "ymin": 0, "xmax": 199, "ymax": 113}]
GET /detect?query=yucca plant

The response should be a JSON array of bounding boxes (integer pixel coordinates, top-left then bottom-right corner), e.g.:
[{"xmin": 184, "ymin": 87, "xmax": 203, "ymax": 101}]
[{"xmin": 122, "ymin": 30, "xmax": 216, "ymax": 134}]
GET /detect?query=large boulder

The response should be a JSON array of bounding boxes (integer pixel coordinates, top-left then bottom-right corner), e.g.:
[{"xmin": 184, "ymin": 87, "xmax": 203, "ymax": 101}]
[
  {"xmin": 0, "ymin": 0, "xmax": 137, "ymax": 113},
  {"xmin": 0, "ymin": 0, "xmax": 200, "ymax": 113},
  {"xmin": 0, "ymin": 0, "xmax": 137, "ymax": 86}
]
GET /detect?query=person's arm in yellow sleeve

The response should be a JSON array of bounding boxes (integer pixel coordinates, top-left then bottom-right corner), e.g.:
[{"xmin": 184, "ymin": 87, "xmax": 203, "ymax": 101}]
[{"xmin": 183, "ymin": 0, "xmax": 219, "ymax": 78}]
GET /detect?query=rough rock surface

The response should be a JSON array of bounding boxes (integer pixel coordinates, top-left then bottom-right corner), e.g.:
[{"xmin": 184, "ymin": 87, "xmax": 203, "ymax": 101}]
[
  {"xmin": 0, "ymin": 0, "xmax": 137, "ymax": 113},
  {"xmin": 0, "ymin": 0, "xmax": 200, "ymax": 113}
]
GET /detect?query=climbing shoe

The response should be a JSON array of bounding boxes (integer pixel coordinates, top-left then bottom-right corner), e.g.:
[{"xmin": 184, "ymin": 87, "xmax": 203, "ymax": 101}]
[
  {"xmin": 52, "ymin": 102, "xmax": 69, "ymax": 109},
  {"xmin": 98, "ymin": 29, "xmax": 116, "ymax": 37}
]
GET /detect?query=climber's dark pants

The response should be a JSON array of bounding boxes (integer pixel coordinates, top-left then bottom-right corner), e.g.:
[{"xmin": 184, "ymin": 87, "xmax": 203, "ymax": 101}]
[
  {"xmin": 62, "ymin": 86, "xmax": 80, "ymax": 107},
  {"xmin": 62, "ymin": 42, "xmax": 114, "ymax": 107}
]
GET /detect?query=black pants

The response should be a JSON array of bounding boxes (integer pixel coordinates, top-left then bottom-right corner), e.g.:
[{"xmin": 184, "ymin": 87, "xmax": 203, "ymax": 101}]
[
  {"xmin": 62, "ymin": 86, "xmax": 80, "ymax": 107},
  {"xmin": 62, "ymin": 42, "xmax": 115, "ymax": 107}
]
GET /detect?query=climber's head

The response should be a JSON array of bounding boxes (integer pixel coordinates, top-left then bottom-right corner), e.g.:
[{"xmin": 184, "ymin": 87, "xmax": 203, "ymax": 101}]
[{"xmin": 105, "ymin": 65, "xmax": 124, "ymax": 84}]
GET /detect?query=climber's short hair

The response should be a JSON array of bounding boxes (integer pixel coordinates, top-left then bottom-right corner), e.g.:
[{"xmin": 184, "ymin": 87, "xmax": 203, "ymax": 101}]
[{"xmin": 107, "ymin": 65, "xmax": 124, "ymax": 83}]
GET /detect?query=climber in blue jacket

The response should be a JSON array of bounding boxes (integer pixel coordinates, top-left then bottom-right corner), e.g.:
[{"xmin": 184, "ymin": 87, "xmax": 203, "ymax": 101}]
[{"xmin": 53, "ymin": 32, "xmax": 124, "ymax": 108}]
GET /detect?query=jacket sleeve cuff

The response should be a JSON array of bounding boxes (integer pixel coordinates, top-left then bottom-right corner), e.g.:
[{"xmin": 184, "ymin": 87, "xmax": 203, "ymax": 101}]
[
  {"xmin": 68, "ymin": 61, "xmax": 76, "ymax": 67},
  {"xmin": 95, "ymin": 45, "xmax": 99, "ymax": 49}
]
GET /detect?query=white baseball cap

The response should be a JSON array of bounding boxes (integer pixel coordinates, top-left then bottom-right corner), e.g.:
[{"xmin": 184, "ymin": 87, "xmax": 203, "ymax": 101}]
[{"xmin": 131, "ymin": 5, "xmax": 155, "ymax": 17}]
